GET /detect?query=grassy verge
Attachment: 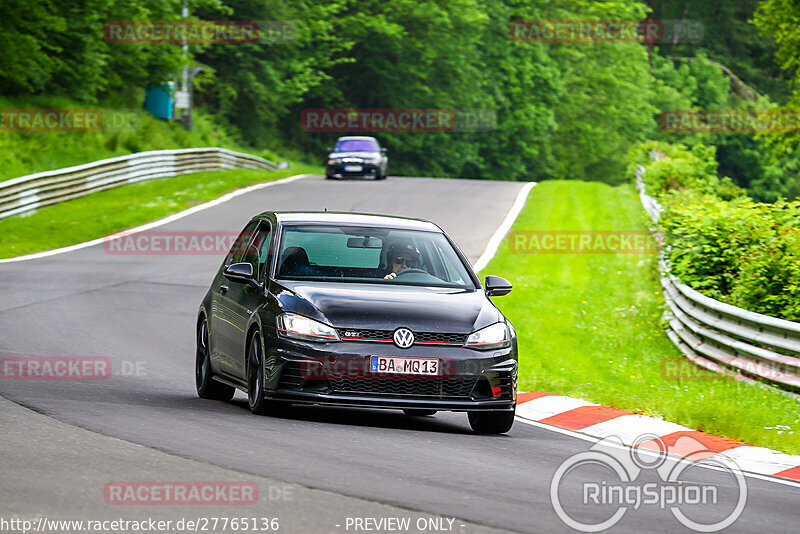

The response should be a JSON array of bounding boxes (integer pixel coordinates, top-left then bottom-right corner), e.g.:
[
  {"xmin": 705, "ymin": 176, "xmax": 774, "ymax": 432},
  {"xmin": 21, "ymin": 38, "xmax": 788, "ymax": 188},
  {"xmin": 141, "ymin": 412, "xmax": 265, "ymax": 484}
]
[
  {"xmin": 481, "ymin": 180, "xmax": 800, "ymax": 454},
  {"xmin": 0, "ymin": 163, "xmax": 321, "ymax": 258},
  {"xmin": 0, "ymin": 96, "xmax": 295, "ymax": 181}
]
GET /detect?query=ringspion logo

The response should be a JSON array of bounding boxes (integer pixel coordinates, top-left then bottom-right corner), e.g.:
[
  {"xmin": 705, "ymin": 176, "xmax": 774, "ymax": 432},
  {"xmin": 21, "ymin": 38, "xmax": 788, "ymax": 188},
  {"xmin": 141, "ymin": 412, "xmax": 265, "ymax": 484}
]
[{"xmin": 551, "ymin": 434, "xmax": 747, "ymax": 532}]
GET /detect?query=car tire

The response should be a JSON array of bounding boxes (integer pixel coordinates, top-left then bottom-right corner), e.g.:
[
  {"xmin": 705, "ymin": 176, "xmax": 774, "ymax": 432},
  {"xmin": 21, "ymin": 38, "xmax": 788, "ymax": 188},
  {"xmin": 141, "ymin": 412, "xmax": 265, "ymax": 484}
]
[
  {"xmin": 402, "ymin": 409, "xmax": 437, "ymax": 417},
  {"xmin": 195, "ymin": 318, "xmax": 235, "ymax": 401},
  {"xmin": 247, "ymin": 331, "xmax": 274, "ymax": 415},
  {"xmin": 467, "ymin": 408, "xmax": 515, "ymax": 434}
]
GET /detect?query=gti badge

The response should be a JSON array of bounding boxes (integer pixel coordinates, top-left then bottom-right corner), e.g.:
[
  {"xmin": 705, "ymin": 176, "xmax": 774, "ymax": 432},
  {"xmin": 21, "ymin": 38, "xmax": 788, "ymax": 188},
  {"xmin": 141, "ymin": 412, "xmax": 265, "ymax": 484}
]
[{"xmin": 393, "ymin": 328, "xmax": 414, "ymax": 349}]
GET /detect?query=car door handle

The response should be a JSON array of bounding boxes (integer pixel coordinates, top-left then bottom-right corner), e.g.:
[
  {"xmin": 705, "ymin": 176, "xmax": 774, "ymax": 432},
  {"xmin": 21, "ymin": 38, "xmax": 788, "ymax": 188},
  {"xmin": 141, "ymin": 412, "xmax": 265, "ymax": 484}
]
[{"xmin": 220, "ymin": 285, "xmax": 229, "ymax": 294}]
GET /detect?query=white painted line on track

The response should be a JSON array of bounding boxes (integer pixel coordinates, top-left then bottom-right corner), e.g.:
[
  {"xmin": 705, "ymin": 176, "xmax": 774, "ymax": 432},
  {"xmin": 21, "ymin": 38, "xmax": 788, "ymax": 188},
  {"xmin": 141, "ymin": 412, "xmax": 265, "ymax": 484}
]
[
  {"xmin": 0, "ymin": 173, "xmax": 311, "ymax": 264},
  {"xmin": 472, "ymin": 181, "xmax": 536, "ymax": 273}
]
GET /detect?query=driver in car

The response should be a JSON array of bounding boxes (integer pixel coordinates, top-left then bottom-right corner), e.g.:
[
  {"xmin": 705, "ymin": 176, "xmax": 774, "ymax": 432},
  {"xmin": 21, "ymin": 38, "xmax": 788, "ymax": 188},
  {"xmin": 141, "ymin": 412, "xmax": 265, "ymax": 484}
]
[{"xmin": 383, "ymin": 242, "xmax": 422, "ymax": 279}]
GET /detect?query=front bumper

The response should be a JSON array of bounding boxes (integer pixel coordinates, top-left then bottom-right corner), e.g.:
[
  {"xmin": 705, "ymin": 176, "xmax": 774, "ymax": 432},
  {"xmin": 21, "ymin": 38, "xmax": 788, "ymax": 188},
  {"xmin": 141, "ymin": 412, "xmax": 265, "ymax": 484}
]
[
  {"xmin": 263, "ymin": 335, "xmax": 517, "ymax": 412},
  {"xmin": 326, "ymin": 162, "xmax": 381, "ymax": 179}
]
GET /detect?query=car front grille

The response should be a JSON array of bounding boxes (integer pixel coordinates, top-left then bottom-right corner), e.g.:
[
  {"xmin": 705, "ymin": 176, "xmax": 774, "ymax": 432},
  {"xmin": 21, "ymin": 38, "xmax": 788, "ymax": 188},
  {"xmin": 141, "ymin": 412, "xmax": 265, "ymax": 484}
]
[
  {"xmin": 337, "ymin": 329, "xmax": 394, "ymax": 342},
  {"xmin": 336, "ymin": 329, "xmax": 467, "ymax": 346},
  {"xmin": 329, "ymin": 376, "xmax": 477, "ymax": 398},
  {"xmin": 414, "ymin": 332, "xmax": 467, "ymax": 345}
]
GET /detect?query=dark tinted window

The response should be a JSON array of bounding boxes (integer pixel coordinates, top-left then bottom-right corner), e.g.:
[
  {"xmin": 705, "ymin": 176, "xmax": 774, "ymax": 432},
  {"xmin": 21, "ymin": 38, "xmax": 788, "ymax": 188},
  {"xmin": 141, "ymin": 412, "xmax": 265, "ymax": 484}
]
[
  {"xmin": 277, "ymin": 225, "xmax": 474, "ymax": 289},
  {"xmin": 335, "ymin": 139, "xmax": 378, "ymax": 152}
]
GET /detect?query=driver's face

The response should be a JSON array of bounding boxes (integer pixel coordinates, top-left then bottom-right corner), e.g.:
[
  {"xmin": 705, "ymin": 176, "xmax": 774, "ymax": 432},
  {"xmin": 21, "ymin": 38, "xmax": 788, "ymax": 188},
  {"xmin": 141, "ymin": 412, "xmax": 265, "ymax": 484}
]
[{"xmin": 391, "ymin": 253, "xmax": 415, "ymax": 274}]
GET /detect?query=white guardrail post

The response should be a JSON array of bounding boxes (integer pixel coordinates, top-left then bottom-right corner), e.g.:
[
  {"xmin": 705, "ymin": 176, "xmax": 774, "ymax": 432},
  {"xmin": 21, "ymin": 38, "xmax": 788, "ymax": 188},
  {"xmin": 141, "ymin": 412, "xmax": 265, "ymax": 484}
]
[
  {"xmin": 637, "ymin": 156, "xmax": 800, "ymax": 391},
  {"xmin": 0, "ymin": 148, "xmax": 277, "ymax": 219}
]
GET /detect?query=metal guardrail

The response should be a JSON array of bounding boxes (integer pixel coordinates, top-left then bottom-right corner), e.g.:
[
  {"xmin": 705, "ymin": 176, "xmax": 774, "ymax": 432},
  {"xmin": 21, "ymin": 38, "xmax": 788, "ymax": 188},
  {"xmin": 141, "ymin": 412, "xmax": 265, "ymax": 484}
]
[
  {"xmin": 0, "ymin": 148, "xmax": 277, "ymax": 219},
  {"xmin": 637, "ymin": 159, "xmax": 800, "ymax": 391}
]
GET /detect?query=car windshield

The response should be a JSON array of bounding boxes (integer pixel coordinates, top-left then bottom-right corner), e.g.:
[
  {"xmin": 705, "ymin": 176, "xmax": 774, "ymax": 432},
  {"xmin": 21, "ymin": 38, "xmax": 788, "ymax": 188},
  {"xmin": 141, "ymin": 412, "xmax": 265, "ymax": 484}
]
[
  {"xmin": 276, "ymin": 224, "xmax": 475, "ymax": 289},
  {"xmin": 335, "ymin": 139, "xmax": 378, "ymax": 152}
]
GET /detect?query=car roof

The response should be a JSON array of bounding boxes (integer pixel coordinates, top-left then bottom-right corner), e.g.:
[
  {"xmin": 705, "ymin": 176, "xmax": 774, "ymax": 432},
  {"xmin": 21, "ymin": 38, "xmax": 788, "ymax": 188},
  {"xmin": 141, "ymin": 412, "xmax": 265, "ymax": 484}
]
[
  {"xmin": 336, "ymin": 136, "xmax": 378, "ymax": 141},
  {"xmin": 262, "ymin": 211, "xmax": 440, "ymax": 231}
]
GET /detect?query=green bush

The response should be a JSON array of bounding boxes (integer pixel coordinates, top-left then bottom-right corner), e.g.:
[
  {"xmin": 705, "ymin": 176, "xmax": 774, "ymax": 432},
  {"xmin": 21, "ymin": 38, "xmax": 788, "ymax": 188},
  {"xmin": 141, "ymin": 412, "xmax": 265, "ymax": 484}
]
[
  {"xmin": 729, "ymin": 203, "xmax": 800, "ymax": 321},
  {"xmin": 629, "ymin": 141, "xmax": 745, "ymax": 199},
  {"xmin": 635, "ymin": 140, "xmax": 800, "ymax": 320},
  {"xmin": 660, "ymin": 193, "xmax": 776, "ymax": 299}
]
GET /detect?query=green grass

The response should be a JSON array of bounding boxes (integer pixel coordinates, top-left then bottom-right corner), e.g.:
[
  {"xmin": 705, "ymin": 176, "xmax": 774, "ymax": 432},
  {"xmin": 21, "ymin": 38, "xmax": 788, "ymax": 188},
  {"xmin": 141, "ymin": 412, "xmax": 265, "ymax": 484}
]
[
  {"xmin": 481, "ymin": 180, "xmax": 800, "ymax": 454},
  {"xmin": 0, "ymin": 163, "xmax": 321, "ymax": 258},
  {"xmin": 0, "ymin": 96, "xmax": 287, "ymax": 181}
]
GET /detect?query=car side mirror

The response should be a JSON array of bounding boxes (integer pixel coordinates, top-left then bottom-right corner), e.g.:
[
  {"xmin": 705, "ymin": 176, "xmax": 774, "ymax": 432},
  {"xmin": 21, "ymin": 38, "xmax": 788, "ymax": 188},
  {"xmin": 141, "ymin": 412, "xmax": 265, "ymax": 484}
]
[
  {"xmin": 484, "ymin": 275, "xmax": 512, "ymax": 296},
  {"xmin": 380, "ymin": 148, "xmax": 387, "ymax": 153},
  {"xmin": 224, "ymin": 262, "xmax": 260, "ymax": 288},
  {"xmin": 326, "ymin": 147, "xmax": 333, "ymax": 152}
]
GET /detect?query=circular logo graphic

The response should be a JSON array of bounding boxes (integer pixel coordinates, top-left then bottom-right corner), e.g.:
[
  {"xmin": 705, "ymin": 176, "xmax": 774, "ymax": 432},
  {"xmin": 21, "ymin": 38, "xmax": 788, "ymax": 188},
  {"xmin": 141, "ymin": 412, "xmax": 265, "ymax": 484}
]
[
  {"xmin": 393, "ymin": 328, "xmax": 415, "ymax": 349},
  {"xmin": 550, "ymin": 434, "xmax": 748, "ymax": 533}
]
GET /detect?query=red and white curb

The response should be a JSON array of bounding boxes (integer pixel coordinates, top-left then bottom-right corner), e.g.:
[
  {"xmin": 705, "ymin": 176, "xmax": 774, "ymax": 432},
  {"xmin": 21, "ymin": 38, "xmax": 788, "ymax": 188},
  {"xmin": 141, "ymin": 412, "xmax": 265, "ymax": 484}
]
[{"xmin": 516, "ymin": 392, "xmax": 800, "ymax": 483}]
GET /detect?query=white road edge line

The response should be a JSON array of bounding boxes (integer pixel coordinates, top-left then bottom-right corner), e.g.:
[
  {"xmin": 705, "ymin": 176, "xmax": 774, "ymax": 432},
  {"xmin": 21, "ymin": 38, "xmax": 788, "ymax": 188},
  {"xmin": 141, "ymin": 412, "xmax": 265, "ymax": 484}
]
[
  {"xmin": 472, "ymin": 182, "xmax": 536, "ymax": 273},
  {"xmin": 515, "ymin": 415, "xmax": 800, "ymax": 489},
  {"xmin": 0, "ymin": 173, "xmax": 312, "ymax": 264}
]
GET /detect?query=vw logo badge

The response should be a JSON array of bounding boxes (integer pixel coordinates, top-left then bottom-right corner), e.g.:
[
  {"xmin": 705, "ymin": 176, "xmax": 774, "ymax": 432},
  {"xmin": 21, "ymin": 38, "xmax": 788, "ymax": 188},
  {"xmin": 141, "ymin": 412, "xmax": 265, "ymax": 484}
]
[{"xmin": 393, "ymin": 328, "xmax": 414, "ymax": 349}]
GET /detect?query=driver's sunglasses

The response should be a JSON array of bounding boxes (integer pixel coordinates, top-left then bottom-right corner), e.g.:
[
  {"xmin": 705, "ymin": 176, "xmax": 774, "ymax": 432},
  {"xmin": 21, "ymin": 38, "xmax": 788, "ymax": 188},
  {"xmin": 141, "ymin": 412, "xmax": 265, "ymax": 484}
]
[{"xmin": 393, "ymin": 256, "xmax": 416, "ymax": 267}]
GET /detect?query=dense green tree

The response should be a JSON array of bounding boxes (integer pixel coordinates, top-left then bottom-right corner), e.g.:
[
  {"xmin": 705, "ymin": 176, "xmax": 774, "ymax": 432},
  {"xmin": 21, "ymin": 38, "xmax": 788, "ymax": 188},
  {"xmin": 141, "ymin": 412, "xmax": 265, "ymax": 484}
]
[{"xmin": 0, "ymin": 0, "xmax": 795, "ymax": 190}]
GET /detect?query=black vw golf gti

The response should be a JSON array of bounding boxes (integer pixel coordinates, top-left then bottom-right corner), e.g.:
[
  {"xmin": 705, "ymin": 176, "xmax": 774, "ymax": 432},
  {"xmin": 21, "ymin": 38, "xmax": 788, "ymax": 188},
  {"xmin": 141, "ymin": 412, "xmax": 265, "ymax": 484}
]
[{"xmin": 196, "ymin": 212, "xmax": 518, "ymax": 433}]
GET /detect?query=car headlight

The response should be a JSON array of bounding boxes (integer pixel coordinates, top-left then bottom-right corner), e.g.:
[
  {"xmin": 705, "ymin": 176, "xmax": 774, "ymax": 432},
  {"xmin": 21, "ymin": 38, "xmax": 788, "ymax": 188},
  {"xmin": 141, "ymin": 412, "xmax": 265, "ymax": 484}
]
[
  {"xmin": 465, "ymin": 322, "xmax": 511, "ymax": 350},
  {"xmin": 277, "ymin": 313, "xmax": 340, "ymax": 342},
  {"xmin": 327, "ymin": 159, "xmax": 336, "ymax": 165},
  {"xmin": 364, "ymin": 156, "xmax": 381, "ymax": 164}
]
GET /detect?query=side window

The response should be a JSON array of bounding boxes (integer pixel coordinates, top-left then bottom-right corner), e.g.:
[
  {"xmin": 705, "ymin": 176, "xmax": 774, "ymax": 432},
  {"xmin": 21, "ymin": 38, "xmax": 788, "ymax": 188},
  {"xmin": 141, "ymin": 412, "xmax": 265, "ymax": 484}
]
[
  {"xmin": 225, "ymin": 221, "xmax": 259, "ymax": 267},
  {"xmin": 238, "ymin": 222, "xmax": 271, "ymax": 278},
  {"xmin": 253, "ymin": 223, "xmax": 272, "ymax": 281}
]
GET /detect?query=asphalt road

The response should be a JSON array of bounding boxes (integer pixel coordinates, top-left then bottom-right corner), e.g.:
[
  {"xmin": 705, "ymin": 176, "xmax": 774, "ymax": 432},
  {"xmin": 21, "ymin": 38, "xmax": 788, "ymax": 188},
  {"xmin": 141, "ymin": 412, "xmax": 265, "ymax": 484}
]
[{"xmin": 1, "ymin": 174, "xmax": 798, "ymax": 533}]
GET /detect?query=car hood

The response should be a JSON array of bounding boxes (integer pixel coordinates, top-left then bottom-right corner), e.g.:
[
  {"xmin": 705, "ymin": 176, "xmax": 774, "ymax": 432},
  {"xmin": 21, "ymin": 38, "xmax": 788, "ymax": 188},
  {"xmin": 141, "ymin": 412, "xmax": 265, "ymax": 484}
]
[
  {"xmin": 328, "ymin": 151, "xmax": 380, "ymax": 160},
  {"xmin": 274, "ymin": 281, "xmax": 502, "ymax": 333}
]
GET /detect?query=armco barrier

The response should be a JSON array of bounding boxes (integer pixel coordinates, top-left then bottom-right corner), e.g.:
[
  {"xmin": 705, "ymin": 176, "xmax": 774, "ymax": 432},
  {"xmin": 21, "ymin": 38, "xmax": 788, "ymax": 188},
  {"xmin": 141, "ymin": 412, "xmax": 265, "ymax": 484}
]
[
  {"xmin": 637, "ymin": 156, "xmax": 800, "ymax": 390},
  {"xmin": 0, "ymin": 148, "xmax": 277, "ymax": 219}
]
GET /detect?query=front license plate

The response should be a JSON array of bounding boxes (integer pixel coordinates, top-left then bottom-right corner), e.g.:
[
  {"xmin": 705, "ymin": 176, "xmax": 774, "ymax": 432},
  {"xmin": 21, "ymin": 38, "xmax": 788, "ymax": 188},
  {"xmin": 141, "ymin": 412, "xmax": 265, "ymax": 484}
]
[
  {"xmin": 344, "ymin": 165, "xmax": 363, "ymax": 172},
  {"xmin": 370, "ymin": 356, "xmax": 439, "ymax": 375}
]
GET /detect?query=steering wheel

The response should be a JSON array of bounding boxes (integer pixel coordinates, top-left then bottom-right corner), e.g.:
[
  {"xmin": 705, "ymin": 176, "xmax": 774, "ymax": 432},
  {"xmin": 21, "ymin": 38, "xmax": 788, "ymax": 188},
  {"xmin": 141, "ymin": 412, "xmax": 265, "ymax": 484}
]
[{"xmin": 394, "ymin": 268, "xmax": 429, "ymax": 276}]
